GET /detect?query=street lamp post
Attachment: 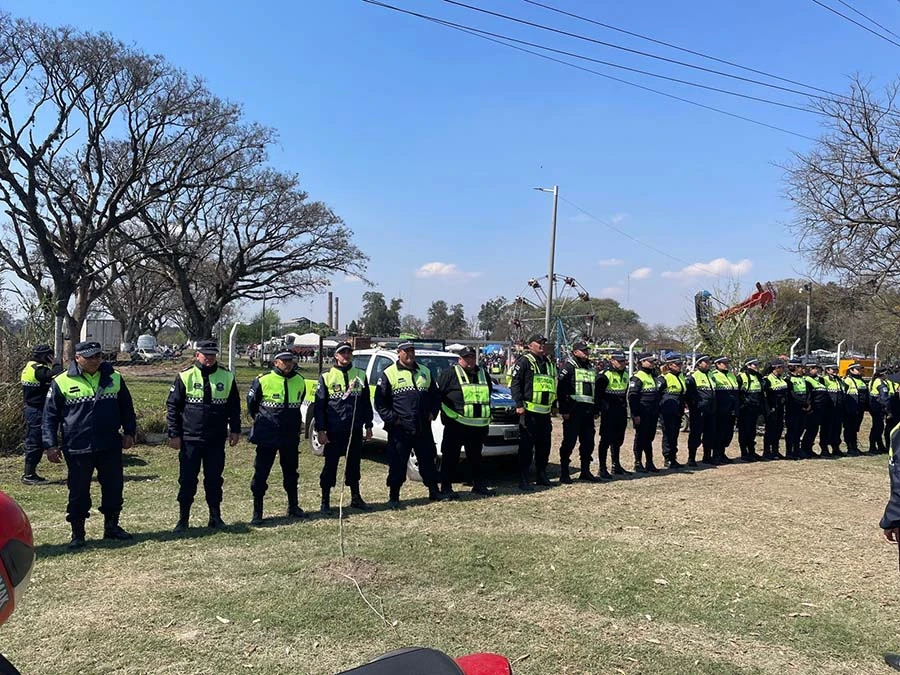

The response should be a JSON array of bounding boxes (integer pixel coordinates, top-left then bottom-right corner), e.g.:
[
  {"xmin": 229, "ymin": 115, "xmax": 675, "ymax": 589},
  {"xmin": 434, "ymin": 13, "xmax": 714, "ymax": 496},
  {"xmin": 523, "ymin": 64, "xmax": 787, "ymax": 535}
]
[
  {"xmin": 534, "ymin": 185, "xmax": 559, "ymax": 340},
  {"xmin": 802, "ymin": 282, "xmax": 812, "ymax": 359}
]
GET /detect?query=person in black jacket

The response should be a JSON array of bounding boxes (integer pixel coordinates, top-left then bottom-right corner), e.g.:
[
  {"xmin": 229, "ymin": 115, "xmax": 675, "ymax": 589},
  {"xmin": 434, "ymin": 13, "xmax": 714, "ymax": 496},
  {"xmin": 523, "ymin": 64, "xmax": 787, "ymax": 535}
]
[
  {"xmin": 556, "ymin": 341, "xmax": 598, "ymax": 483},
  {"xmin": 658, "ymin": 356, "xmax": 686, "ymax": 469},
  {"xmin": 166, "ymin": 340, "xmax": 241, "ymax": 532},
  {"xmin": 628, "ymin": 353, "xmax": 661, "ymax": 473},
  {"xmin": 437, "ymin": 346, "xmax": 494, "ymax": 498},
  {"xmin": 595, "ymin": 353, "xmax": 630, "ymax": 476},
  {"xmin": 246, "ymin": 351, "xmax": 309, "ymax": 525},
  {"xmin": 20, "ymin": 344, "xmax": 61, "ymax": 485},
  {"xmin": 737, "ymin": 359, "xmax": 765, "ymax": 462},
  {"xmin": 800, "ymin": 363, "xmax": 828, "ymax": 458},
  {"xmin": 761, "ymin": 360, "xmax": 788, "ymax": 459},
  {"xmin": 784, "ymin": 360, "xmax": 810, "ymax": 460},
  {"xmin": 42, "ymin": 341, "xmax": 137, "ymax": 549},
  {"xmin": 685, "ymin": 355, "xmax": 716, "ymax": 466},
  {"xmin": 314, "ymin": 342, "xmax": 374, "ymax": 514},
  {"xmin": 510, "ymin": 334, "xmax": 557, "ymax": 490},
  {"xmin": 842, "ymin": 362, "xmax": 868, "ymax": 455},
  {"xmin": 374, "ymin": 342, "xmax": 442, "ymax": 508}
]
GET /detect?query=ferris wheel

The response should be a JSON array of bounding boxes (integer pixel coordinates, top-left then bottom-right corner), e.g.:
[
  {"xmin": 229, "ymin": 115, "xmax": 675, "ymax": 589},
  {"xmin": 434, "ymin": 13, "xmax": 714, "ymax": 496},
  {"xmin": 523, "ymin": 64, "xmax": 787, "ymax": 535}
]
[{"xmin": 509, "ymin": 274, "xmax": 593, "ymax": 345}]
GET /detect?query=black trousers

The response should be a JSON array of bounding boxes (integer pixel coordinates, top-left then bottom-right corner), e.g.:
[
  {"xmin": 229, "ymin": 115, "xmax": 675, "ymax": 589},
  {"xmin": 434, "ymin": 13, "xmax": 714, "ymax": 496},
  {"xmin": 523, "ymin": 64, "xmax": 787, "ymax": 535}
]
[
  {"xmin": 763, "ymin": 408, "xmax": 784, "ymax": 455},
  {"xmin": 715, "ymin": 412, "xmax": 736, "ymax": 458},
  {"xmin": 843, "ymin": 405, "xmax": 863, "ymax": 451},
  {"xmin": 251, "ymin": 442, "xmax": 299, "ymax": 499},
  {"xmin": 785, "ymin": 406, "xmax": 804, "ymax": 457},
  {"xmin": 320, "ymin": 428, "xmax": 363, "ymax": 491},
  {"xmin": 440, "ymin": 420, "xmax": 487, "ymax": 487},
  {"xmin": 827, "ymin": 403, "xmax": 843, "ymax": 450},
  {"xmin": 178, "ymin": 440, "xmax": 226, "ymax": 507},
  {"xmin": 632, "ymin": 414, "xmax": 658, "ymax": 467},
  {"xmin": 558, "ymin": 409, "xmax": 595, "ymax": 469},
  {"xmin": 886, "ymin": 415, "xmax": 897, "ymax": 453},
  {"xmin": 687, "ymin": 407, "xmax": 715, "ymax": 460},
  {"xmin": 737, "ymin": 406, "xmax": 761, "ymax": 456},
  {"xmin": 386, "ymin": 427, "xmax": 439, "ymax": 489},
  {"xmin": 659, "ymin": 410, "xmax": 681, "ymax": 461},
  {"xmin": 801, "ymin": 409, "xmax": 822, "ymax": 455},
  {"xmin": 870, "ymin": 411, "xmax": 886, "ymax": 452},
  {"xmin": 23, "ymin": 405, "xmax": 43, "ymax": 469},
  {"xmin": 598, "ymin": 406, "xmax": 627, "ymax": 469},
  {"xmin": 816, "ymin": 402, "xmax": 835, "ymax": 452},
  {"xmin": 63, "ymin": 446, "xmax": 123, "ymax": 523},
  {"xmin": 518, "ymin": 411, "xmax": 552, "ymax": 477}
]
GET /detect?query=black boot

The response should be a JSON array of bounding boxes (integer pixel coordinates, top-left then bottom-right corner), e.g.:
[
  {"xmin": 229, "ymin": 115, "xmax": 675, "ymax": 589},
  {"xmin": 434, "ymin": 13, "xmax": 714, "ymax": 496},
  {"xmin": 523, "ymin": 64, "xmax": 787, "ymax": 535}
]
[
  {"xmin": 633, "ymin": 450, "xmax": 647, "ymax": 473},
  {"xmin": 597, "ymin": 444, "xmax": 612, "ymax": 479},
  {"xmin": 440, "ymin": 484, "xmax": 460, "ymax": 500},
  {"xmin": 320, "ymin": 492, "xmax": 333, "ymax": 516},
  {"xmin": 611, "ymin": 446, "xmax": 630, "ymax": 475},
  {"xmin": 207, "ymin": 505, "xmax": 226, "ymax": 529},
  {"xmin": 536, "ymin": 469, "xmax": 552, "ymax": 486},
  {"xmin": 287, "ymin": 490, "xmax": 308, "ymax": 519},
  {"xmin": 68, "ymin": 519, "xmax": 86, "ymax": 550},
  {"xmin": 579, "ymin": 461, "xmax": 600, "ymax": 482},
  {"xmin": 687, "ymin": 449, "xmax": 698, "ymax": 467},
  {"xmin": 251, "ymin": 495, "xmax": 264, "ymax": 525},
  {"xmin": 174, "ymin": 504, "xmax": 191, "ymax": 533},
  {"xmin": 349, "ymin": 485, "xmax": 371, "ymax": 510},
  {"xmin": 21, "ymin": 463, "xmax": 48, "ymax": 485},
  {"xmin": 559, "ymin": 462, "xmax": 573, "ymax": 484},
  {"xmin": 103, "ymin": 514, "xmax": 132, "ymax": 540},
  {"xmin": 518, "ymin": 471, "xmax": 533, "ymax": 492},
  {"xmin": 471, "ymin": 481, "xmax": 496, "ymax": 496},
  {"xmin": 388, "ymin": 485, "xmax": 403, "ymax": 509},
  {"xmin": 428, "ymin": 485, "xmax": 446, "ymax": 501}
]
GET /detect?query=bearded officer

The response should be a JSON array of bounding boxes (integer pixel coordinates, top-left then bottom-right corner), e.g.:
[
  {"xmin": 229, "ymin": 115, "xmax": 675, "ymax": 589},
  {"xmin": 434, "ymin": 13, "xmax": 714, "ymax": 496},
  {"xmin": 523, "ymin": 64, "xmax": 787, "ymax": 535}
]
[{"xmin": 556, "ymin": 341, "xmax": 599, "ymax": 483}]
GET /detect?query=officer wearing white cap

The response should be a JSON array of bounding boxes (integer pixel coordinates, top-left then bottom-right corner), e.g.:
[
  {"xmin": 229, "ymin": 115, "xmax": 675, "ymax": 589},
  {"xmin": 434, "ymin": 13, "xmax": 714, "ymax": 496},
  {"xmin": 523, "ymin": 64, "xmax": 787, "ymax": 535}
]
[
  {"xmin": 42, "ymin": 341, "xmax": 137, "ymax": 548},
  {"xmin": 437, "ymin": 345, "xmax": 494, "ymax": 497},
  {"xmin": 374, "ymin": 341, "xmax": 443, "ymax": 508},
  {"xmin": 246, "ymin": 349, "xmax": 307, "ymax": 525},
  {"xmin": 595, "ymin": 353, "xmax": 630, "ymax": 476},
  {"xmin": 628, "ymin": 352, "xmax": 661, "ymax": 473},
  {"xmin": 556, "ymin": 341, "xmax": 599, "ymax": 483},
  {"xmin": 842, "ymin": 363, "xmax": 868, "ymax": 455},
  {"xmin": 686, "ymin": 355, "xmax": 716, "ymax": 466},
  {"xmin": 762, "ymin": 360, "xmax": 788, "ymax": 459},
  {"xmin": 314, "ymin": 341, "xmax": 374, "ymax": 514},
  {"xmin": 510, "ymin": 334, "xmax": 557, "ymax": 490},
  {"xmin": 821, "ymin": 363, "xmax": 845, "ymax": 457},
  {"xmin": 710, "ymin": 356, "xmax": 738, "ymax": 463},
  {"xmin": 166, "ymin": 339, "xmax": 241, "ymax": 531},
  {"xmin": 737, "ymin": 358, "xmax": 764, "ymax": 462}
]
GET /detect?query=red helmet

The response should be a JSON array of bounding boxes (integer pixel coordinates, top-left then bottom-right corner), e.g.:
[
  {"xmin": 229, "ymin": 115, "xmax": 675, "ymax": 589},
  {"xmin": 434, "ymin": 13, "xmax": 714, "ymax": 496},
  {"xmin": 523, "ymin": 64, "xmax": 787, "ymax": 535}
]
[{"xmin": 0, "ymin": 490, "xmax": 34, "ymax": 626}]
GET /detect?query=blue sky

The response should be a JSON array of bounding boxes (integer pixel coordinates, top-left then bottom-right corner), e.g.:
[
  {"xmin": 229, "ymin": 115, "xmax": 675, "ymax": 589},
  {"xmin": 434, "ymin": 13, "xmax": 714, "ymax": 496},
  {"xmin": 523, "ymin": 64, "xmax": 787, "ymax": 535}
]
[{"xmin": 10, "ymin": 0, "xmax": 900, "ymax": 330}]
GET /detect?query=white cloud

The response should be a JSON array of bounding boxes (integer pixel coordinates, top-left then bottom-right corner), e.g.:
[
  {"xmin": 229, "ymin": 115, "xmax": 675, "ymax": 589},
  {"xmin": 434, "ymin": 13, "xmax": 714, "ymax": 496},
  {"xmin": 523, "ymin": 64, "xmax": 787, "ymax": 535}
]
[
  {"xmin": 597, "ymin": 258, "xmax": 624, "ymax": 267},
  {"xmin": 343, "ymin": 274, "xmax": 362, "ymax": 283},
  {"xmin": 630, "ymin": 267, "xmax": 652, "ymax": 280},
  {"xmin": 600, "ymin": 286, "xmax": 623, "ymax": 298},
  {"xmin": 661, "ymin": 257, "xmax": 753, "ymax": 280},
  {"xmin": 414, "ymin": 261, "xmax": 480, "ymax": 279},
  {"xmin": 610, "ymin": 213, "xmax": 627, "ymax": 225}
]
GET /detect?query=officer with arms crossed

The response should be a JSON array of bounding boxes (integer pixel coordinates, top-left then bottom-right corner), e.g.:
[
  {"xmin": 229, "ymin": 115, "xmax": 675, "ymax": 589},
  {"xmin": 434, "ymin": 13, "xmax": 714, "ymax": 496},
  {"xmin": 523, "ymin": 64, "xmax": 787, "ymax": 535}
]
[
  {"xmin": 510, "ymin": 334, "xmax": 557, "ymax": 490},
  {"xmin": 437, "ymin": 346, "xmax": 494, "ymax": 497},
  {"xmin": 556, "ymin": 341, "xmax": 599, "ymax": 483},
  {"xmin": 42, "ymin": 341, "xmax": 137, "ymax": 549},
  {"xmin": 246, "ymin": 350, "xmax": 308, "ymax": 525},
  {"xmin": 314, "ymin": 341, "xmax": 374, "ymax": 515},
  {"xmin": 374, "ymin": 341, "xmax": 443, "ymax": 509},
  {"xmin": 167, "ymin": 340, "xmax": 241, "ymax": 532},
  {"xmin": 20, "ymin": 344, "xmax": 60, "ymax": 485}
]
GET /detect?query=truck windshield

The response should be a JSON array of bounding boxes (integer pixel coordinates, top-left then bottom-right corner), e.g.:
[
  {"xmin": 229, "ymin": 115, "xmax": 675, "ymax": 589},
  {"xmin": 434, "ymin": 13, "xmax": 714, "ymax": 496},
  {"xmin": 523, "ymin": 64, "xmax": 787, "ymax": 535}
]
[{"xmin": 415, "ymin": 355, "xmax": 458, "ymax": 382}]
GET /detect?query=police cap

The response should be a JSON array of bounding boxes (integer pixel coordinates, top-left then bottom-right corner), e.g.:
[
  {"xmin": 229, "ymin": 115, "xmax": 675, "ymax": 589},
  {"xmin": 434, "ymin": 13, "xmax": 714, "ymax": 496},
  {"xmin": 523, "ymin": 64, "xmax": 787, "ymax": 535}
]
[
  {"xmin": 458, "ymin": 346, "xmax": 476, "ymax": 358},
  {"xmin": 571, "ymin": 341, "xmax": 589, "ymax": 354},
  {"xmin": 334, "ymin": 341, "xmax": 353, "ymax": 354},
  {"xmin": 714, "ymin": 356, "xmax": 730, "ymax": 365},
  {"xmin": 75, "ymin": 341, "xmax": 102, "ymax": 357},
  {"xmin": 527, "ymin": 334, "xmax": 548, "ymax": 345},
  {"xmin": 274, "ymin": 351, "xmax": 295, "ymax": 361},
  {"xmin": 847, "ymin": 363, "xmax": 862, "ymax": 371},
  {"xmin": 31, "ymin": 344, "xmax": 53, "ymax": 357},
  {"xmin": 823, "ymin": 363, "xmax": 838, "ymax": 371},
  {"xmin": 769, "ymin": 360, "xmax": 785, "ymax": 369},
  {"xmin": 609, "ymin": 353, "xmax": 627, "ymax": 362},
  {"xmin": 744, "ymin": 358, "xmax": 759, "ymax": 368},
  {"xmin": 195, "ymin": 340, "xmax": 218, "ymax": 355},
  {"xmin": 397, "ymin": 341, "xmax": 416, "ymax": 352},
  {"xmin": 664, "ymin": 355, "xmax": 682, "ymax": 365},
  {"xmin": 695, "ymin": 355, "xmax": 711, "ymax": 364}
]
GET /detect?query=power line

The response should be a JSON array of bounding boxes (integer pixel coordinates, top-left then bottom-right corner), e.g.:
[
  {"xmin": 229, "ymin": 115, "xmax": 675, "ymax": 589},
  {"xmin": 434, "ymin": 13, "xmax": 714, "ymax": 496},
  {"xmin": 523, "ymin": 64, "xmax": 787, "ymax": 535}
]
[
  {"xmin": 361, "ymin": 0, "xmax": 816, "ymax": 140},
  {"xmin": 519, "ymin": 0, "xmax": 847, "ymax": 101},
  {"xmin": 832, "ymin": 0, "xmax": 900, "ymax": 41},
  {"xmin": 441, "ymin": 0, "xmax": 836, "ymax": 105},
  {"xmin": 809, "ymin": 0, "xmax": 900, "ymax": 48}
]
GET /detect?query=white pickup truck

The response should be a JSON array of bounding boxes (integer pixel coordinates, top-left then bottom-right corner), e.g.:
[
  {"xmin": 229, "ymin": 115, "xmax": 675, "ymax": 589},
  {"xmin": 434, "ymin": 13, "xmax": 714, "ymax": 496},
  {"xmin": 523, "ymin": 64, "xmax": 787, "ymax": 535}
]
[{"xmin": 302, "ymin": 348, "xmax": 520, "ymax": 481}]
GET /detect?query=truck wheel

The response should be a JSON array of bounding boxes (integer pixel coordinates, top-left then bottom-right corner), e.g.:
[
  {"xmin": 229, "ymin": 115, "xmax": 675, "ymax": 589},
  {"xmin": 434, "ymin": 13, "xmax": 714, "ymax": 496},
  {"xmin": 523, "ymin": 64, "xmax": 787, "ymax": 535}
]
[{"xmin": 306, "ymin": 418, "xmax": 325, "ymax": 457}]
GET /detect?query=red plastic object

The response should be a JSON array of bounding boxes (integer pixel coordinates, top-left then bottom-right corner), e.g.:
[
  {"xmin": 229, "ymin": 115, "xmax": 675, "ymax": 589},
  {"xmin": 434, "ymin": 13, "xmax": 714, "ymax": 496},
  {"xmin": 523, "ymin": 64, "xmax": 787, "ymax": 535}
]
[
  {"xmin": 0, "ymin": 490, "xmax": 34, "ymax": 626},
  {"xmin": 455, "ymin": 653, "xmax": 513, "ymax": 675}
]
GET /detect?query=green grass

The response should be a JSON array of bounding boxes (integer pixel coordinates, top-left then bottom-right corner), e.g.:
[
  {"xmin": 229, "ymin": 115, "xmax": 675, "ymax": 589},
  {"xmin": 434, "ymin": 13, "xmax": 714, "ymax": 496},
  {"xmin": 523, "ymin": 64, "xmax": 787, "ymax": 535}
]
[{"xmin": 1, "ymin": 429, "xmax": 898, "ymax": 674}]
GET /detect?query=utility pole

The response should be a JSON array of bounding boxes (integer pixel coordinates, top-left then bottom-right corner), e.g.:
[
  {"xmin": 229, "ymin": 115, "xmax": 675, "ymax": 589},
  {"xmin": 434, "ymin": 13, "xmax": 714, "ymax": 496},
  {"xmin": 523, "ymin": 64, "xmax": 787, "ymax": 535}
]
[
  {"xmin": 534, "ymin": 185, "xmax": 559, "ymax": 339},
  {"xmin": 260, "ymin": 290, "xmax": 266, "ymax": 356},
  {"xmin": 803, "ymin": 282, "xmax": 812, "ymax": 359}
]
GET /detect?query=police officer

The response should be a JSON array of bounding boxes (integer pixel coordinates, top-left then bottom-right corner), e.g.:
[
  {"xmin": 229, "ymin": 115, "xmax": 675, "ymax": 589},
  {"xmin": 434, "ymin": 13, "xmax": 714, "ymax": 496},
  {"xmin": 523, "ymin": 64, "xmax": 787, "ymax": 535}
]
[
  {"xmin": 658, "ymin": 356, "xmax": 686, "ymax": 469},
  {"xmin": 20, "ymin": 344, "xmax": 60, "ymax": 485},
  {"xmin": 842, "ymin": 362, "xmax": 868, "ymax": 455},
  {"xmin": 822, "ymin": 363, "xmax": 845, "ymax": 457},
  {"xmin": 595, "ymin": 353, "xmax": 629, "ymax": 477},
  {"xmin": 784, "ymin": 360, "xmax": 809, "ymax": 460},
  {"xmin": 628, "ymin": 353, "xmax": 661, "ymax": 473},
  {"xmin": 314, "ymin": 342, "xmax": 374, "ymax": 514},
  {"xmin": 556, "ymin": 341, "xmax": 598, "ymax": 483},
  {"xmin": 374, "ymin": 341, "xmax": 442, "ymax": 508},
  {"xmin": 737, "ymin": 358, "xmax": 764, "ymax": 462},
  {"xmin": 42, "ymin": 341, "xmax": 137, "ymax": 549},
  {"xmin": 870, "ymin": 365, "xmax": 893, "ymax": 454},
  {"xmin": 799, "ymin": 363, "xmax": 828, "ymax": 458},
  {"xmin": 685, "ymin": 355, "xmax": 716, "ymax": 467},
  {"xmin": 437, "ymin": 346, "xmax": 493, "ymax": 497},
  {"xmin": 761, "ymin": 360, "xmax": 788, "ymax": 460},
  {"xmin": 710, "ymin": 356, "xmax": 738, "ymax": 464},
  {"xmin": 166, "ymin": 340, "xmax": 241, "ymax": 531},
  {"xmin": 246, "ymin": 350, "xmax": 307, "ymax": 525},
  {"xmin": 510, "ymin": 334, "xmax": 557, "ymax": 491}
]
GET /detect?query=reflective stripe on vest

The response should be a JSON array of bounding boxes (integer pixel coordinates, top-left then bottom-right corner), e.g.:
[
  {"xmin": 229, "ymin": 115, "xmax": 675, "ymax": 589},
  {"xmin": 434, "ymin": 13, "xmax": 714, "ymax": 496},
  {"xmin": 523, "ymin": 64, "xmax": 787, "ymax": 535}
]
[
  {"xmin": 663, "ymin": 372, "xmax": 685, "ymax": 394},
  {"xmin": 739, "ymin": 372, "xmax": 761, "ymax": 392},
  {"xmin": 55, "ymin": 370, "xmax": 121, "ymax": 404},
  {"xmin": 179, "ymin": 367, "xmax": 234, "ymax": 405},
  {"xmin": 322, "ymin": 367, "xmax": 367, "ymax": 401},
  {"xmin": 258, "ymin": 371, "xmax": 306, "ymax": 409},
  {"xmin": 441, "ymin": 365, "xmax": 491, "ymax": 427},
  {"xmin": 711, "ymin": 370, "xmax": 737, "ymax": 390},
  {"xmin": 691, "ymin": 370, "xmax": 713, "ymax": 389},
  {"xmin": 21, "ymin": 361, "xmax": 40, "ymax": 387},
  {"xmin": 765, "ymin": 374, "xmax": 788, "ymax": 391},
  {"xmin": 568, "ymin": 359, "xmax": 595, "ymax": 404},
  {"xmin": 385, "ymin": 363, "xmax": 431, "ymax": 393},
  {"xmin": 524, "ymin": 353, "xmax": 557, "ymax": 414}
]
